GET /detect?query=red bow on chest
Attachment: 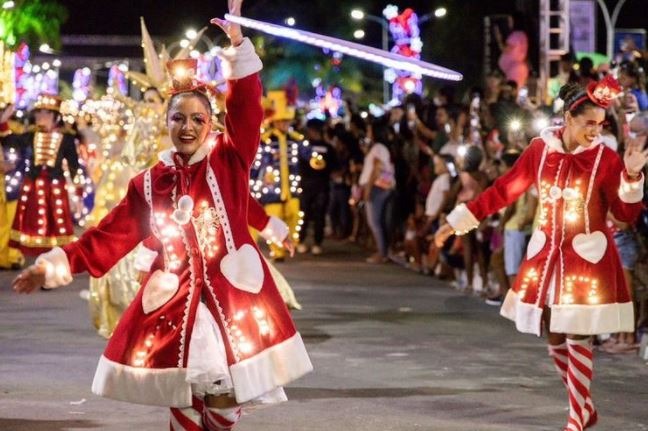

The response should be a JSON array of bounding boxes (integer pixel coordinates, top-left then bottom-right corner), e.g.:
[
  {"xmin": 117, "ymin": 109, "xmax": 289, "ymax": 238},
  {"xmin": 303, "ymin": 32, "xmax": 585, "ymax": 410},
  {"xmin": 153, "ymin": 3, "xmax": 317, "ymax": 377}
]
[{"xmin": 153, "ymin": 153, "xmax": 195, "ymax": 198}]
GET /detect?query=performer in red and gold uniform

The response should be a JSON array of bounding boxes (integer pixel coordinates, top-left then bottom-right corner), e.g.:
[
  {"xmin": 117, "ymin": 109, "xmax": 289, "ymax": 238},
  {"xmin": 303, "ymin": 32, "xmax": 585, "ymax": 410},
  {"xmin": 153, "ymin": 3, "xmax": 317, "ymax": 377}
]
[
  {"xmin": 13, "ymin": 3, "xmax": 312, "ymax": 430},
  {"xmin": 0, "ymin": 94, "xmax": 80, "ymax": 255},
  {"xmin": 437, "ymin": 76, "xmax": 647, "ymax": 431}
]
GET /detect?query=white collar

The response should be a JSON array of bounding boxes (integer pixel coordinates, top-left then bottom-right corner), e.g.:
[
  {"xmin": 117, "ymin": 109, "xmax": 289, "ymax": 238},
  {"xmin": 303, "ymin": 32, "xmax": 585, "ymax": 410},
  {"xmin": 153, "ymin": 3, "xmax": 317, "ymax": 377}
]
[
  {"xmin": 539, "ymin": 126, "xmax": 602, "ymax": 155},
  {"xmin": 158, "ymin": 132, "xmax": 222, "ymax": 167}
]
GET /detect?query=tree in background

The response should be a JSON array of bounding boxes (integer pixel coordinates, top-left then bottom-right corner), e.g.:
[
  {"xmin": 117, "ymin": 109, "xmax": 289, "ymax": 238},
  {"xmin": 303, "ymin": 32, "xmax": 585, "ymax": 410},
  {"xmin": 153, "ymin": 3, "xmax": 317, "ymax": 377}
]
[{"xmin": 0, "ymin": 0, "xmax": 68, "ymax": 49}]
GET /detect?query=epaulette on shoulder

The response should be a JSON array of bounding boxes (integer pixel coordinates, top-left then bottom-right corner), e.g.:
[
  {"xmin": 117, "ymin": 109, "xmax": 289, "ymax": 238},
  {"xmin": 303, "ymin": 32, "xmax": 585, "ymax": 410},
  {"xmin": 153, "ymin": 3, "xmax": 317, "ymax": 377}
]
[{"xmin": 288, "ymin": 130, "xmax": 304, "ymax": 141}]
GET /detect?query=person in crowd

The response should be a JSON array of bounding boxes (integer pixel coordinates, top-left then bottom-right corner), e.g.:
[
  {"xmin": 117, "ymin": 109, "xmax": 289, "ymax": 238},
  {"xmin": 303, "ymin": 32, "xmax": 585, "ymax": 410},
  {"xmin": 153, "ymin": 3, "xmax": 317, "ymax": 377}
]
[
  {"xmin": 360, "ymin": 117, "xmax": 395, "ymax": 264},
  {"xmin": 487, "ymin": 148, "xmax": 538, "ymax": 305},
  {"xmin": 296, "ymin": 118, "xmax": 337, "ymax": 255},
  {"xmin": 618, "ymin": 61, "xmax": 648, "ymax": 111},
  {"xmin": 0, "ymin": 94, "xmax": 80, "ymax": 256}
]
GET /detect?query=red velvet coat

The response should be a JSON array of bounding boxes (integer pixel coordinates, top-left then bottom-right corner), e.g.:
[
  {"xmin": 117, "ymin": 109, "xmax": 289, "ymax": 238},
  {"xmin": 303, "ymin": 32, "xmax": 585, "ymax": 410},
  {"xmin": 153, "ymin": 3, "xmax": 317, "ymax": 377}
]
[
  {"xmin": 447, "ymin": 127, "xmax": 644, "ymax": 336},
  {"xmin": 38, "ymin": 40, "xmax": 311, "ymax": 407}
]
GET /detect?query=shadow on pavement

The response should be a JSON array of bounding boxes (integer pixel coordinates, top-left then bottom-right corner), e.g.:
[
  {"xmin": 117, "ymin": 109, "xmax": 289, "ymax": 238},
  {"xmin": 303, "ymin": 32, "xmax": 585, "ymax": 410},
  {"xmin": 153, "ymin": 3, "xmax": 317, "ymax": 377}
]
[
  {"xmin": 286, "ymin": 386, "xmax": 494, "ymax": 400},
  {"xmin": 0, "ymin": 418, "xmax": 101, "ymax": 430}
]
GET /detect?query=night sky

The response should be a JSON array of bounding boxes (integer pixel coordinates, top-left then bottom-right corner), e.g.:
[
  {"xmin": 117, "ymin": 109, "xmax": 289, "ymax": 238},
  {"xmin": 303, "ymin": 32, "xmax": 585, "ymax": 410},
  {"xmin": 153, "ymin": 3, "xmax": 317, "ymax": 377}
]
[{"xmin": 59, "ymin": 0, "xmax": 647, "ymax": 38}]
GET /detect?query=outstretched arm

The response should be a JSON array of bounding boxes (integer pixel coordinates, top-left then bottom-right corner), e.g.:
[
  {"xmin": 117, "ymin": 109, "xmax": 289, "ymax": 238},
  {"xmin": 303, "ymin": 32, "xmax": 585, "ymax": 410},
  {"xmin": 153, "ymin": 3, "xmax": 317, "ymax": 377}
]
[
  {"xmin": 13, "ymin": 179, "xmax": 151, "ymax": 293},
  {"xmin": 211, "ymin": 0, "xmax": 264, "ymax": 167}
]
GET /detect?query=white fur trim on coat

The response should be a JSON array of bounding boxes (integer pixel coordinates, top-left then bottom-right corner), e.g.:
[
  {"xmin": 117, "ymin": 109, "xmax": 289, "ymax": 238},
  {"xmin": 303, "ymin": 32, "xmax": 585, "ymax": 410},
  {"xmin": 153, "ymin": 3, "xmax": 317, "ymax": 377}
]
[
  {"xmin": 259, "ymin": 216, "xmax": 289, "ymax": 245},
  {"xmin": 446, "ymin": 203, "xmax": 479, "ymax": 234},
  {"xmin": 618, "ymin": 171, "xmax": 644, "ymax": 204},
  {"xmin": 134, "ymin": 245, "xmax": 158, "ymax": 272},
  {"xmin": 540, "ymin": 126, "xmax": 603, "ymax": 154},
  {"xmin": 499, "ymin": 289, "xmax": 544, "ymax": 336},
  {"xmin": 92, "ymin": 355, "xmax": 192, "ymax": 407},
  {"xmin": 158, "ymin": 139, "xmax": 213, "ymax": 167},
  {"xmin": 550, "ymin": 302, "xmax": 635, "ymax": 335},
  {"xmin": 35, "ymin": 247, "xmax": 72, "ymax": 288},
  {"xmin": 214, "ymin": 37, "xmax": 263, "ymax": 80},
  {"xmin": 229, "ymin": 332, "xmax": 313, "ymax": 403}
]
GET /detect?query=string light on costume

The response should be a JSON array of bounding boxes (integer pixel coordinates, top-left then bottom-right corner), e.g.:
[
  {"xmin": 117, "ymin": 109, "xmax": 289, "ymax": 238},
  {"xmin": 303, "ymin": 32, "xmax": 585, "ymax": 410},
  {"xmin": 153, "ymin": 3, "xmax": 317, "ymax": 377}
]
[
  {"xmin": 563, "ymin": 275, "xmax": 600, "ymax": 305},
  {"xmin": 518, "ymin": 268, "xmax": 539, "ymax": 297},
  {"xmin": 154, "ymin": 212, "xmax": 182, "ymax": 271}
]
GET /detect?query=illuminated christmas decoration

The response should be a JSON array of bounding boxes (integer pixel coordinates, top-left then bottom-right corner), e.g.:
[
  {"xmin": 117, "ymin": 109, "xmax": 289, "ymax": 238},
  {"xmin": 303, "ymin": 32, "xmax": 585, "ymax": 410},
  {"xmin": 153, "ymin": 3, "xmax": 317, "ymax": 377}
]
[
  {"xmin": 224, "ymin": 14, "xmax": 462, "ymax": 81},
  {"xmin": 108, "ymin": 64, "xmax": 128, "ymax": 96},
  {"xmin": 383, "ymin": 5, "xmax": 423, "ymax": 100},
  {"xmin": 72, "ymin": 67, "xmax": 92, "ymax": 102}
]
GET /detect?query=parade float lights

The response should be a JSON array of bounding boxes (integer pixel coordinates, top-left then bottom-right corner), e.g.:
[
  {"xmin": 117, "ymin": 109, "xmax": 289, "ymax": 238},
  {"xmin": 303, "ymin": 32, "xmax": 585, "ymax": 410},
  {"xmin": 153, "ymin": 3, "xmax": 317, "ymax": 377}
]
[{"xmin": 224, "ymin": 14, "xmax": 462, "ymax": 81}]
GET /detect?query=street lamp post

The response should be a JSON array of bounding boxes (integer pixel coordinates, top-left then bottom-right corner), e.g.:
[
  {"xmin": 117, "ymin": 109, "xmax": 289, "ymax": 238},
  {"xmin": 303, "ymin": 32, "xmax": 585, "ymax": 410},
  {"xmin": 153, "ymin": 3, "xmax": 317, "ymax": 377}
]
[{"xmin": 351, "ymin": 9, "xmax": 390, "ymax": 104}]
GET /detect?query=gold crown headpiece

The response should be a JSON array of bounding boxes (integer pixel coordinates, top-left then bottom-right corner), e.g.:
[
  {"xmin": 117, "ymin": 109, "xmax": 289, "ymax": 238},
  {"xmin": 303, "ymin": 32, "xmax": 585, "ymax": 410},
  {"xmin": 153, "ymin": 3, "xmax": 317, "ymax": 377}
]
[{"xmin": 33, "ymin": 93, "xmax": 62, "ymax": 112}]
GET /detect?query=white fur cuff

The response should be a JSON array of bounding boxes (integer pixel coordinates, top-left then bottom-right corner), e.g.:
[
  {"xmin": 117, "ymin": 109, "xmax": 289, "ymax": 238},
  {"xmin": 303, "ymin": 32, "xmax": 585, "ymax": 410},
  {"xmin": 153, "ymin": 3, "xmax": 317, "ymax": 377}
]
[
  {"xmin": 215, "ymin": 37, "xmax": 263, "ymax": 80},
  {"xmin": 134, "ymin": 245, "xmax": 158, "ymax": 272},
  {"xmin": 619, "ymin": 172, "xmax": 644, "ymax": 204},
  {"xmin": 446, "ymin": 203, "xmax": 479, "ymax": 235},
  {"xmin": 259, "ymin": 216, "xmax": 289, "ymax": 245},
  {"xmin": 35, "ymin": 247, "xmax": 73, "ymax": 288}
]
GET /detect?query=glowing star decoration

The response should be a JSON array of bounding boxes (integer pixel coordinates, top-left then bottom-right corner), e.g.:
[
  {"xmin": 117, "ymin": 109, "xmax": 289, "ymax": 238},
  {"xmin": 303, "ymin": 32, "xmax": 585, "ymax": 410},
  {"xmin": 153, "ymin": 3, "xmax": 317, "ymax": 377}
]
[
  {"xmin": 223, "ymin": 14, "xmax": 462, "ymax": 82},
  {"xmin": 72, "ymin": 67, "xmax": 92, "ymax": 102},
  {"xmin": 383, "ymin": 6, "xmax": 424, "ymax": 100}
]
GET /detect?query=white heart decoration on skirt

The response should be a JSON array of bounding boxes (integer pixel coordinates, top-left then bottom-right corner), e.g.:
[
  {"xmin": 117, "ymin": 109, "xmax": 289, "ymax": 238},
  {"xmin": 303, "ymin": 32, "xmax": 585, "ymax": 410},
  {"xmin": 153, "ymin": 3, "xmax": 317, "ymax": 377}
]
[
  {"xmin": 572, "ymin": 231, "xmax": 607, "ymax": 264},
  {"xmin": 142, "ymin": 270, "xmax": 180, "ymax": 314},
  {"xmin": 220, "ymin": 244, "xmax": 265, "ymax": 294},
  {"xmin": 526, "ymin": 229, "xmax": 547, "ymax": 259}
]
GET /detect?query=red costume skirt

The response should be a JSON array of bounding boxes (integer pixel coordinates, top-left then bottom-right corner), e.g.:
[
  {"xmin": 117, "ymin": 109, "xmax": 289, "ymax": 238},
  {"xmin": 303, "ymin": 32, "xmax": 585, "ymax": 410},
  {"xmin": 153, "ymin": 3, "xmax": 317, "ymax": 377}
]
[{"xmin": 9, "ymin": 172, "xmax": 75, "ymax": 255}]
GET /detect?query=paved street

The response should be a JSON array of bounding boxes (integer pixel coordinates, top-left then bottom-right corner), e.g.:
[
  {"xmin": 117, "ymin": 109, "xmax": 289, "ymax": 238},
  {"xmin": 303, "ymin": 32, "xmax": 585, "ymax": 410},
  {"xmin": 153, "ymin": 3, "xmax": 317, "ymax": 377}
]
[{"xmin": 1, "ymin": 241, "xmax": 647, "ymax": 431}]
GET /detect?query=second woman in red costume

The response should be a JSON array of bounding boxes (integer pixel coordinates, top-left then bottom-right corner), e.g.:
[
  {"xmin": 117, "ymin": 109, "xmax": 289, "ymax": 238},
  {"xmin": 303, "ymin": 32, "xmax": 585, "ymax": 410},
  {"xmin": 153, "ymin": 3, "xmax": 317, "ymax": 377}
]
[{"xmin": 437, "ymin": 76, "xmax": 647, "ymax": 431}]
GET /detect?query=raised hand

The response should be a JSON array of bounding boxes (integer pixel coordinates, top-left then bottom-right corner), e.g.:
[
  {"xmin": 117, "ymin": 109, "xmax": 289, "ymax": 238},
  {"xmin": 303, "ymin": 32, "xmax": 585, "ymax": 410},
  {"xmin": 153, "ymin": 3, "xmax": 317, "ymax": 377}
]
[
  {"xmin": 624, "ymin": 135, "xmax": 648, "ymax": 178},
  {"xmin": 210, "ymin": 0, "xmax": 244, "ymax": 46},
  {"xmin": 282, "ymin": 236, "xmax": 296, "ymax": 258},
  {"xmin": 12, "ymin": 263, "xmax": 47, "ymax": 294},
  {"xmin": 0, "ymin": 104, "xmax": 15, "ymax": 124}
]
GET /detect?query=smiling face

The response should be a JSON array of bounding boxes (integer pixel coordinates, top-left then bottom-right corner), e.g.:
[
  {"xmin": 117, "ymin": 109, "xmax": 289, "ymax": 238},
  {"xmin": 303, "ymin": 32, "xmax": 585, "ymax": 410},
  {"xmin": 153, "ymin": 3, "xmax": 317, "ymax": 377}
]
[
  {"xmin": 34, "ymin": 109, "xmax": 57, "ymax": 131},
  {"xmin": 167, "ymin": 93, "xmax": 212, "ymax": 156},
  {"xmin": 565, "ymin": 105, "xmax": 606, "ymax": 148}
]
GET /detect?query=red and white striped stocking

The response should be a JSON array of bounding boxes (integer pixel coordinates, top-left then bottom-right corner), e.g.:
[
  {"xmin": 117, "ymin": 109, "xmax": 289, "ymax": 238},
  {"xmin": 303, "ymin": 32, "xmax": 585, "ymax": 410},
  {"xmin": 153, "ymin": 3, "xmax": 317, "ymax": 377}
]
[
  {"xmin": 170, "ymin": 397, "xmax": 206, "ymax": 431},
  {"xmin": 203, "ymin": 406, "xmax": 241, "ymax": 431},
  {"xmin": 564, "ymin": 338, "xmax": 597, "ymax": 431}
]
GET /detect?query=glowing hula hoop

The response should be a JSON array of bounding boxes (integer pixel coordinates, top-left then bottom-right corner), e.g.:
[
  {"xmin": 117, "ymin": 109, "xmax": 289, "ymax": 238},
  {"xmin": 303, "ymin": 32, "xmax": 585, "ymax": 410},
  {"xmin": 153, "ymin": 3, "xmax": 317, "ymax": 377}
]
[{"xmin": 225, "ymin": 14, "xmax": 463, "ymax": 81}]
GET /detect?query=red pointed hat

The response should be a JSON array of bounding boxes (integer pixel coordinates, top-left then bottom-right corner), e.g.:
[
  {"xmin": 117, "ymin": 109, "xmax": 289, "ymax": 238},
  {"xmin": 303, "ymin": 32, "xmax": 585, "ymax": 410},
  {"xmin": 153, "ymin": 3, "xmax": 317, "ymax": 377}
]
[
  {"xmin": 570, "ymin": 75, "xmax": 622, "ymax": 111},
  {"xmin": 166, "ymin": 59, "xmax": 206, "ymax": 95},
  {"xmin": 586, "ymin": 75, "xmax": 622, "ymax": 109}
]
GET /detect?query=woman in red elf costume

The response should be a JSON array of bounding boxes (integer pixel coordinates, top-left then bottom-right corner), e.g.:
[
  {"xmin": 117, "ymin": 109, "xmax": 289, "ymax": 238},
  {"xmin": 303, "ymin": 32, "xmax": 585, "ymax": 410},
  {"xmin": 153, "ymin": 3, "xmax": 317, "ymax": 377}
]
[
  {"xmin": 13, "ymin": 2, "xmax": 312, "ymax": 430},
  {"xmin": 436, "ymin": 76, "xmax": 648, "ymax": 431}
]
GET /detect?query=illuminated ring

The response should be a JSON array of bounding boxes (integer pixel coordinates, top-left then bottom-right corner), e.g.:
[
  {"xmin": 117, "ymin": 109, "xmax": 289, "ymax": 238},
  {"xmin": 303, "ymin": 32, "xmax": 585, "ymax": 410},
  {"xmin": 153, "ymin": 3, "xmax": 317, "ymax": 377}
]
[{"xmin": 225, "ymin": 14, "xmax": 463, "ymax": 82}]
